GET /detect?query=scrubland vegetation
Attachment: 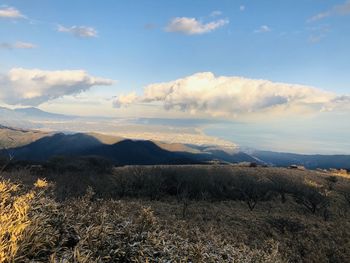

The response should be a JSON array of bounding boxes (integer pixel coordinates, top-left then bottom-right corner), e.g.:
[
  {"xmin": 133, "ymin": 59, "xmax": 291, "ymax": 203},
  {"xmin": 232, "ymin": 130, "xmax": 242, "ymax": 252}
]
[{"xmin": 1, "ymin": 158, "xmax": 350, "ymax": 262}]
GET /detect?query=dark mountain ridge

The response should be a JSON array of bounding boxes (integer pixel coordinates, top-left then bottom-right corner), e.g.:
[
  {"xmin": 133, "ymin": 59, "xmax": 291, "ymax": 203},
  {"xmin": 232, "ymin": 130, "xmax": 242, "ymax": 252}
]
[
  {"xmin": 1, "ymin": 124, "xmax": 350, "ymax": 169},
  {"xmin": 253, "ymin": 150, "xmax": 350, "ymax": 170},
  {"xmin": 4, "ymin": 133, "xmax": 201, "ymax": 165}
]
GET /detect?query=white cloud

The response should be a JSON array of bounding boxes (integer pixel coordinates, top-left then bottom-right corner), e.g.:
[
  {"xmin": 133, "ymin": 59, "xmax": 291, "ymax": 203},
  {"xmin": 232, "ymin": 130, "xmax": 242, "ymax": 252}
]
[
  {"xmin": 308, "ymin": 0, "xmax": 350, "ymax": 22},
  {"xmin": 255, "ymin": 25, "xmax": 271, "ymax": 33},
  {"xmin": 240, "ymin": 5, "xmax": 245, "ymax": 11},
  {"xmin": 0, "ymin": 68, "xmax": 113, "ymax": 105},
  {"xmin": 114, "ymin": 72, "xmax": 349, "ymax": 118},
  {"xmin": 0, "ymin": 41, "xmax": 37, "ymax": 50},
  {"xmin": 165, "ymin": 17, "xmax": 229, "ymax": 35},
  {"xmin": 0, "ymin": 6, "xmax": 24, "ymax": 18},
  {"xmin": 57, "ymin": 25, "xmax": 98, "ymax": 38},
  {"xmin": 322, "ymin": 95, "xmax": 350, "ymax": 112},
  {"xmin": 113, "ymin": 92, "xmax": 137, "ymax": 108}
]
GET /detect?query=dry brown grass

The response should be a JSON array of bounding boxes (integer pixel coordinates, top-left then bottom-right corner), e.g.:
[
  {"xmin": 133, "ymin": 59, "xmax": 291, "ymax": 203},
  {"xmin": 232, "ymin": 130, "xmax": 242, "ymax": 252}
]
[
  {"xmin": 0, "ymin": 179, "xmax": 284, "ymax": 263},
  {"xmin": 1, "ymin": 165, "xmax": 350, "ymax": 262}
]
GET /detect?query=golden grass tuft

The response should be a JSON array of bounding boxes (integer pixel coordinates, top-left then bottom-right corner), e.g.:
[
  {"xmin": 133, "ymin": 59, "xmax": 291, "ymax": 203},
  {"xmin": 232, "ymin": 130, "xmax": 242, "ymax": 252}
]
[{"xmin": 34, "ymin": 178, "xmax": 48, "ymax": 188}]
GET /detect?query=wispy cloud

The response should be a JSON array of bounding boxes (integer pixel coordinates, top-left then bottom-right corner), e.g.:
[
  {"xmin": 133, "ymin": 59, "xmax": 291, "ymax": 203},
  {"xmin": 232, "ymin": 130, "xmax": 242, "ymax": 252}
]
[
  {"xmin": 114, "ymin": 72, "xmax": 349, "ymax": 118},
  {"xmin": 307, "ymin": 25, "xmax": 331, "ymax": 43},
  {"xmin": 210, "ymin": 10, "xmax": 222, "ymax": 17},
  {"xmin": 240, "ymin": 5, "xmax": 245, "ymax": 11},
  {"xmin": 0, "ymin": 6, "xmax": 25, "ymax": 18},
  {"xmin": 0, "ymin": 41, "xmax": 37, "ymax": 50},
  {"xmin": 165, "ymin": 17, "xmax": 229, "ymax": 35},
  {"xmin": 254, "ymin": 25, "xmax": 271, "ymax": 33},
  {"xmin": 57, "ymin": 25, "xmax": 98, "ymax": 38},
  {"xmin": 308, "ymin": 0, "xmax": 350, "ymax": 22},
  {"xmin": 0, "ymin": 68, "xmax": 113, "ymax": 105}
]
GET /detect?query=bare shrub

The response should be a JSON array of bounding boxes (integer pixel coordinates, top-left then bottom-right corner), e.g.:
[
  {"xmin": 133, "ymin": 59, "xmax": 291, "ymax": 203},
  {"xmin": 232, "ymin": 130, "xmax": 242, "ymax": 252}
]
[
  {"xmin": 325, "ymin": 175, "xmax": 338, "ymax": 191},
  {"xmin": 235, "ymin": 174, "xmax": 274, "ymax": 211},
  {"xmin": 268, "ymin": 174, "xmax": 296, "ymax": 203},
  {"xmin": 292, "ymin": 183, "xmax": 328, "ymax": 214}
]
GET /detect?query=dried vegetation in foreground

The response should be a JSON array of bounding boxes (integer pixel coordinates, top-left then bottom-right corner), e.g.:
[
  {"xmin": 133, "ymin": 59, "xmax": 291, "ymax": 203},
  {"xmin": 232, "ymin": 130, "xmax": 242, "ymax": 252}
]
[{"xmin": 1, "ymin": 164, "xmax": 350, "ymax": 262}]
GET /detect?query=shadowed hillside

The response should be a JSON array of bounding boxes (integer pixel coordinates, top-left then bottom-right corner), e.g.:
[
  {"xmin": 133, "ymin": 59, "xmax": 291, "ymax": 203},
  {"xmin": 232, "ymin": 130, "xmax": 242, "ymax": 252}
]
[
  {"xmin": 4, "ymin": 133, "xmax": 200, "ymax": 165},
  {"xmin": 6, "ymin": 133, "xmax": 103, "ymax": 161},
  {"xmin": 2, "ymin": 125, "xmax": 350, "ymax": 169},
  {"xmin": 1, "ymin": 130, "xmax": 257, "ymax": 165}
]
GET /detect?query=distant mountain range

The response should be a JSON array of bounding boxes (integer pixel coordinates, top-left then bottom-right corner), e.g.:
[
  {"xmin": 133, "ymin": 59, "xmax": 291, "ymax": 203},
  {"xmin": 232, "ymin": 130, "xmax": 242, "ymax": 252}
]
[
  {"xmin": 1, "ymin": 123, "xmax": 349, "ymax": 169},
  {"xmin": 0, "ymin": 107, "xmax": 350, "ymax": 169},
  {"xmin": 0, "ymin": 126, "xmax": 255, "ymax": 165},
  {"xmin": 0, "ymin": 106, "xmax": 76, "ymax": 121},
  {"xmin": 252, "ymin": 151, "xmax": 350, "ymax": 170},
  {"xmin": 13, "ymin": 107, "xmax": 75, "ymax": 120}
]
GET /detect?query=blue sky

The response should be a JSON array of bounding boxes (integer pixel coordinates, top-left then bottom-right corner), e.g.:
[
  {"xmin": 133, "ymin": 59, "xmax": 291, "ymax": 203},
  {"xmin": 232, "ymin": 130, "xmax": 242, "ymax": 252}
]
[
  {"xmin": 1, "ymin": 0, "xmax": 350, "ymax": 92},
  {"xmin": 0, "ymin": 0, "xmax": 350, "ymax": 153}
]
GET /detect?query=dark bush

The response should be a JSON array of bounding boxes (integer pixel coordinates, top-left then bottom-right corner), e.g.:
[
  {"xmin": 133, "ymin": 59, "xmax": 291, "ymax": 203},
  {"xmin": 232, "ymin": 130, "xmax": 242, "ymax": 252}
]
[
  {"xmin": 267, "ymin": 217, "xmax": 305, "ymax": 234},
  {"xmin": 45, "ymin": 156, "xmax": 113, "ymax": 175},
  {"xmin": 268, "ymin": 174, "xmax": 297, "ymax": 203}
]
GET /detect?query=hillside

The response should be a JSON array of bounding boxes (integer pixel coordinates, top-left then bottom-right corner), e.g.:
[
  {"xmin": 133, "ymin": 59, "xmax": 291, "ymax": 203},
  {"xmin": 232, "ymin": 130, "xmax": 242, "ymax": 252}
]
[
  {"xmin": 3, "ymin": 133, "xmax": 202, "ymax": 165},
  {"xmin": 0, "ymin": 125, "xmax": 51, "ymax": 148},
  {"xmin": 1, "ymin": 165, "xmax": 350, "ymax": 262},
  {"xmin": 1, "ymin": 125, "xmax": 350, "ymax": 169},
  {"xmin": 0, "ymin": 126, "xmax": 255, "ymax": 165}
]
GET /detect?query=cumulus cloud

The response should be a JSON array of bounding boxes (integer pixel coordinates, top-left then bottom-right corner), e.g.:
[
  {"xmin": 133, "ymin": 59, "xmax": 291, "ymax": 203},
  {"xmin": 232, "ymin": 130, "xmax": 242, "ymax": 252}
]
[
  {"xmin": 165, "ymin": 17, "xmax": 229, "ymax": 35},
  {"xmin": 254, "ymin": 25, "xmax": 271, "ymax": 33},
  {"xmin": 0, "ymin": 68, "xmax": 113, "ymax": 105},
  {"xmin": 113, "ymin": 92, "xmax": 137, "ymax": 108},
  {"xmin": 322, "ymin": 95, "xmax": 350, "ymax": 112},
  {"xmin": 0, "ymin": 6, "xmax": 24, "ymax": 18},
  {"xmin": 308, "ymin": 0, "xmax": 350, "ymax": 22},
  {"xmin": 57, "ymin": 25, "xmax": 98, "ymax": 38},
  {"xmin": 0, "ymin": 41, "xmax": 37, "ymax": 50},
  {"xmin": 114, "ymin": 72, "xmax": 348, "ymax": 117}
]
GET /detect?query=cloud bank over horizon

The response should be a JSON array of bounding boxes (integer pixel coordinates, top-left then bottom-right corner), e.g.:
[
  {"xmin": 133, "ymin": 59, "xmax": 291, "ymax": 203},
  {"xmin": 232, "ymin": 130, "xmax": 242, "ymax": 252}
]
[
  {"xmin": 0, "ymin": 68, "xmax": 113, "ymax": 106},
  {"xmin": 114, "ymin": 72, "xmax": 349, "ymax": 118}
]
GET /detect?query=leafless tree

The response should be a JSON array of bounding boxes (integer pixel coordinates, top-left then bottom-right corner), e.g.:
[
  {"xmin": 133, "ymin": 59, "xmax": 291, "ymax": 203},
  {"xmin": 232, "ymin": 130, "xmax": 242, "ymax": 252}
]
[{"xmin": 293, "ymin": 185, "xmax": 328, "ymax": 214}]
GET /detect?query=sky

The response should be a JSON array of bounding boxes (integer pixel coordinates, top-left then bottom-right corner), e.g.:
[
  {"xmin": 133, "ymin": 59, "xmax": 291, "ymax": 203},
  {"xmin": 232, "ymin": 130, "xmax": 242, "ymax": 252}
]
[{"xmin": 0, "ymin": 0, "xmax": 350, "ymax": 154}]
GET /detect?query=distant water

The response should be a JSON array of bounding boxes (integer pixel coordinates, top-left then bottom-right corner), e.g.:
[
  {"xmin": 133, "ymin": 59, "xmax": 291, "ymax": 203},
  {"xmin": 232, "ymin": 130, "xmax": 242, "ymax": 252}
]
[{"xmin": 204, "ymin": 118, "xmax": 350, "ymax": 155}]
